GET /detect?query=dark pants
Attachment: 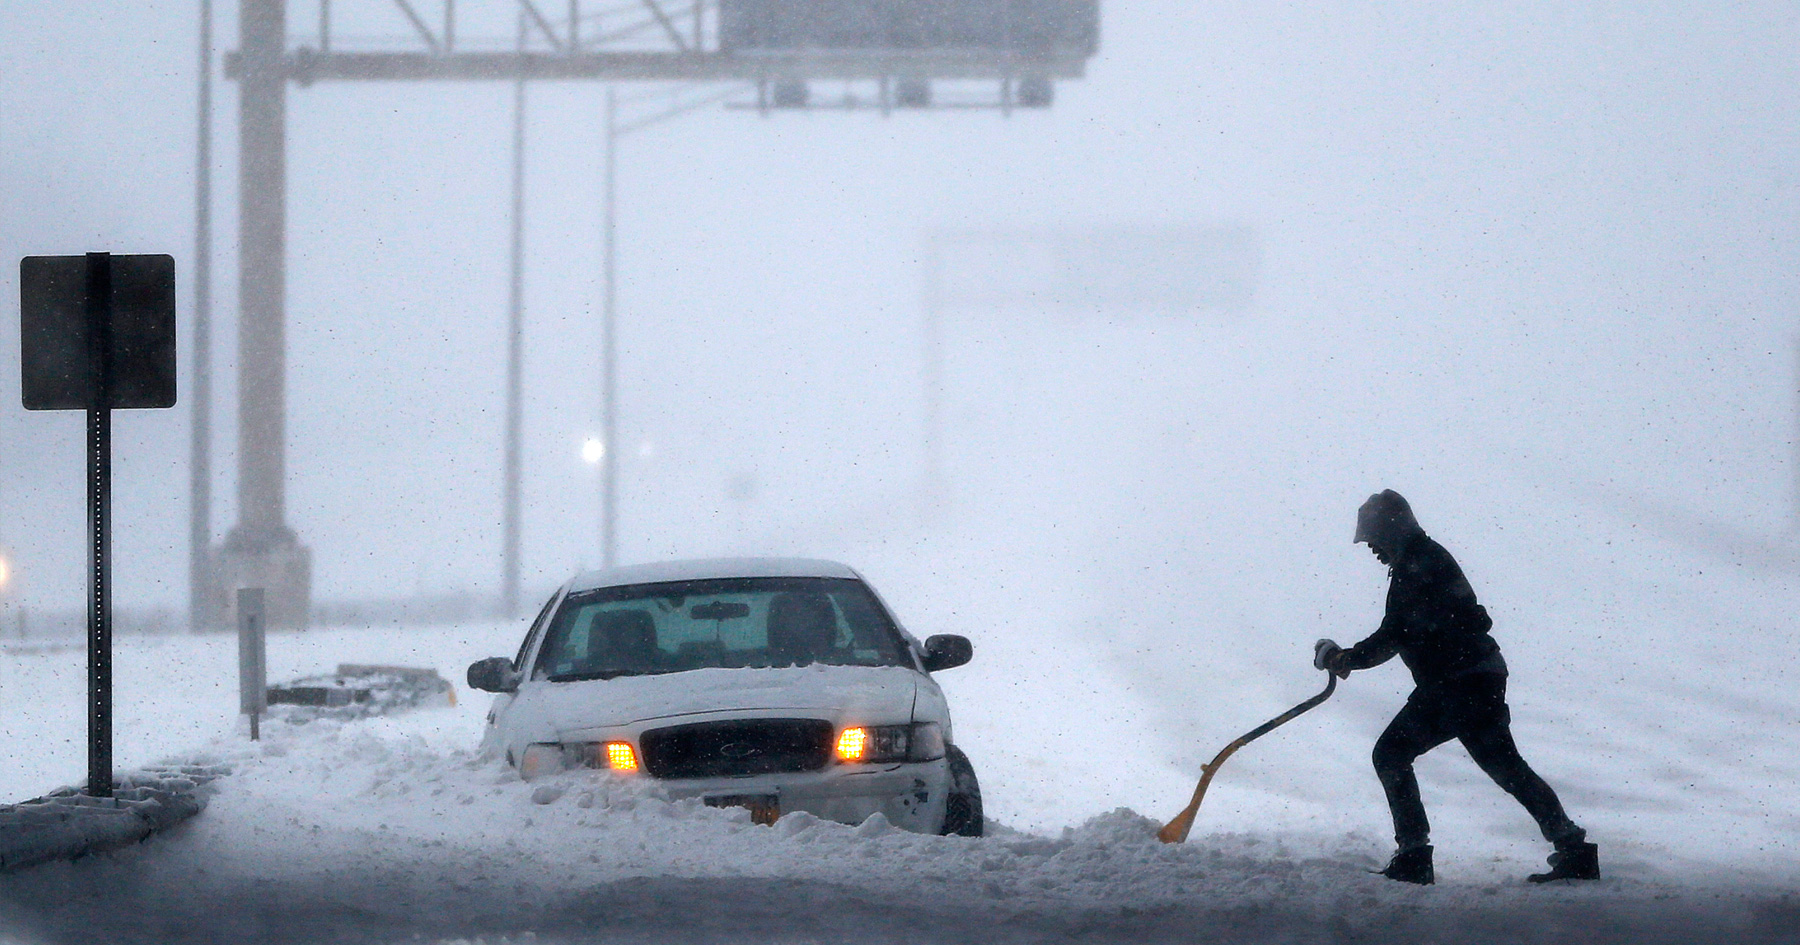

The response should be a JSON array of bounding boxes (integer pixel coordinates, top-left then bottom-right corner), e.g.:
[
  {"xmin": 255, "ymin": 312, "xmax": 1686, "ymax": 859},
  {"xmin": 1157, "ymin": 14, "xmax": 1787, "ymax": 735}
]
[{"xmin": 1372, "ymin": 673, "xmax": 1583, "ymax": 852}]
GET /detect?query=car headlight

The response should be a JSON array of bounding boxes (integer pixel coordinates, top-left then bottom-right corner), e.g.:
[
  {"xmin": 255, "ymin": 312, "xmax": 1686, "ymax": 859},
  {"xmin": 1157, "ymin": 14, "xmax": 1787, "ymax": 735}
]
[
  {"xmin": 522, "ymin": 741, "xmax": 641, "ymax": 778},
  {"xmin": 519, "ymin": 743, "xmax": 564, "ymax": 780},
  {"xmin": 835, "ymin": 722, "xmax": 945, "ymax": 764}
]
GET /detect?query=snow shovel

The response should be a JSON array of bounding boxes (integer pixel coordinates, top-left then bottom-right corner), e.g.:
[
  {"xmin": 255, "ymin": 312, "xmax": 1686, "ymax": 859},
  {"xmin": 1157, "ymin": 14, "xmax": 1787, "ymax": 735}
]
[{"xmin": 1157, "ymin": 669, "xmax": 1338, "ymax": 844}]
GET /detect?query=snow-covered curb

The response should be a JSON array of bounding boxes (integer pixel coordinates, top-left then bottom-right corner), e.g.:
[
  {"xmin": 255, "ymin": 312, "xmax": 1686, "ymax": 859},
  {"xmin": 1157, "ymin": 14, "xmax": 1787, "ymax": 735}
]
[{"xmin": 0, "ymin": 764, "xmax": 229, "ymax": 874}]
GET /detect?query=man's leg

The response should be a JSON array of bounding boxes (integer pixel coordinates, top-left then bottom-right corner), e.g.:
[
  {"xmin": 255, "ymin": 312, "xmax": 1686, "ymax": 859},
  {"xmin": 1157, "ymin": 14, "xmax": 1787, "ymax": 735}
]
[
  {"xmin": 1460, "ymin": 721, "xmax": 1599, "ymax": 881},
  {"xmin": 1459, "ymin": 722, "xmax": 1584, "ymax": 848},
  {"xmin": 1372, "ymin": 699, "xmax": 1456, "ymax": 853}
]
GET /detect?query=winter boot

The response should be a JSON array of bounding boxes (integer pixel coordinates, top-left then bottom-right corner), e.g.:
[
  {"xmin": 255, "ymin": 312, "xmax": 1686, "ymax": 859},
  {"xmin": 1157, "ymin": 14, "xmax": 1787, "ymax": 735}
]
[
  {"xmin": 1528, "ymin": 841, "xmax": 1599, "ymax": 883},
  {"xmin": 1376, "ymin": 845, "xmax": 1434, "ymax": 885}
]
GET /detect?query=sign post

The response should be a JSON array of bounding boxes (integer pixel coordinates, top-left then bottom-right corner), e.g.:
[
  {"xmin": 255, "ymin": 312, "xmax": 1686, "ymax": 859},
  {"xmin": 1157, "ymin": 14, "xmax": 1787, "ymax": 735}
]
[
  {"xmin": 83, "ymin": 254, "xmax": 116, "ymax": 798},
  {"xmin": 237, "ymin": 587, "xmax": 267, "ymax": 740},
  {"xmin": 20, "ymin": 252, "xmax": 176, "ymax": 798}
]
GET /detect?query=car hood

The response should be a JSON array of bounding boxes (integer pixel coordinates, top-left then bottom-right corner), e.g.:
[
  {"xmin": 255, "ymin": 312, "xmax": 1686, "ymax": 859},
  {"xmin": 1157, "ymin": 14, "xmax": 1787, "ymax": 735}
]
[{"xmin": 534, "ymin": 664, "xmax": 922, "ymax": 732}]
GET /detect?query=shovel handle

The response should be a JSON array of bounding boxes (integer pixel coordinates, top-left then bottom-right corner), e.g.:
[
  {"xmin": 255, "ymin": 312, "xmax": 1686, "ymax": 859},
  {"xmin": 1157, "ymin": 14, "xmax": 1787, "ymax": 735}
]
[{"xmin": 1157, "ymin": 671, "xmax": 1337, "ymax": 844}]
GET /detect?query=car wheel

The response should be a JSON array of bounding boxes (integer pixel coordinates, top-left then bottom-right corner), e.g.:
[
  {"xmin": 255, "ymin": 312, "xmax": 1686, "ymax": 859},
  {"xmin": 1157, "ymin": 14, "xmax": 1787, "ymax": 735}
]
[{"xmin": 940, "ymin": 745, "xmax": 983, "ymax": 837}]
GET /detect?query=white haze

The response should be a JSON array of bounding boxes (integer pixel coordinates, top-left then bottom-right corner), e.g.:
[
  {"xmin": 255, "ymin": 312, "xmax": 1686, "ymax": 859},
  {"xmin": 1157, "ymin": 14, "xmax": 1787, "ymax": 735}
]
[{"xmin": 2, "ymin": 0, "xmax": 1799, "ymax": 863}]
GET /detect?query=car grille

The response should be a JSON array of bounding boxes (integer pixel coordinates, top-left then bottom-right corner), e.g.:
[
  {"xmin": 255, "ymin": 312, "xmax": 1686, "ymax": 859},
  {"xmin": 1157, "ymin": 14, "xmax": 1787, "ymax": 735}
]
[{"xmin": 638, "ymin": 719, "xmax": 833, "ymax": 780}]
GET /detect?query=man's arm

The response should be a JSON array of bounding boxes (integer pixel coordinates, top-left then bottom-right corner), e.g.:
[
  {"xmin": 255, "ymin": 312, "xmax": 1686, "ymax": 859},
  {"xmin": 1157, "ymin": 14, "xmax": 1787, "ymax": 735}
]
[{"xmin": 1332, "ymin": 618, "xmax": 1400, "ymax": 674}]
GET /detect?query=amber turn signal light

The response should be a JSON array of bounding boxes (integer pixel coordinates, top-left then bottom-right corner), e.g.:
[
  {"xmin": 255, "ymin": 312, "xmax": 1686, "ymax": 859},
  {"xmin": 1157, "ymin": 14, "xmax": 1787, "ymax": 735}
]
[
  {"xmin": 605, "ymin": 741, "xmax": 639, "ymax": 772},
  {"xmin": 835, "ymin": 727, "xmax": 869, "ymax": 762}
]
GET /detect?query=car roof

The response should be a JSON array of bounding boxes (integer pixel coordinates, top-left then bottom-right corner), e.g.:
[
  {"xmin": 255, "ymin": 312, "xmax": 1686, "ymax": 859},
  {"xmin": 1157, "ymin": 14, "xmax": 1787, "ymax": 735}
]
[{"xmin": 565, "ymin": 557, "xmax": 862, "ymax": 594}]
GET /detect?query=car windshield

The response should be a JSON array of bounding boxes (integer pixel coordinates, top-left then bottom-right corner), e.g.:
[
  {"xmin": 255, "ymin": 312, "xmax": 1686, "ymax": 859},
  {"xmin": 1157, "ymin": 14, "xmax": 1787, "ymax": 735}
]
[{"xmin": 533, "ymin": 576, "xmax": 913, "ymax": 681}]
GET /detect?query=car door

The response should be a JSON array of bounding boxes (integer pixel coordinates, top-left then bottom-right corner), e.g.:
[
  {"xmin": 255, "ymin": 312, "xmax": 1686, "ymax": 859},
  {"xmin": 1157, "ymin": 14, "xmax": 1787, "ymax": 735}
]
[{"xmin": 482, "ymin": 587, "xmax": 564, "ymax": 756}]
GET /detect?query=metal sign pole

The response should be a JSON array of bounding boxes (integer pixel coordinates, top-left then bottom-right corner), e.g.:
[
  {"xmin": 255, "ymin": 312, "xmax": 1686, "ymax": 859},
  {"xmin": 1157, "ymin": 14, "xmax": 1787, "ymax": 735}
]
[{"xmin": 85, "ymin": 252, "xmax": 114, "ymax": 799}]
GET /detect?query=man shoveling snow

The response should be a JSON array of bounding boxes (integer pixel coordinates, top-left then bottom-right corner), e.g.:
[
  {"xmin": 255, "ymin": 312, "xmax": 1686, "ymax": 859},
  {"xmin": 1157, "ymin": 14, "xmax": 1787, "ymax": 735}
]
[{"xmin": 1316, "ymin": 489, "xmax": 1599, "ymax": 885}]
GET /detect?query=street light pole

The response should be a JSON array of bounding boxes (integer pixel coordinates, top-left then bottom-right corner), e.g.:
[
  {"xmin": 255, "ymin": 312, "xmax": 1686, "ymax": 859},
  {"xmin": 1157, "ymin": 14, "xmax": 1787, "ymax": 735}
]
[
  {"xmin": 601, "ymin": 86, "xmax": 619, "ymax": 569},
  {"xmin": 190, "ymin": 0, "xmax": 216, "ymax": 629},
  {"xmin": 591, "ymin": 83, "xmax": 749, "ymax": 568},
  {"xmin": 921, "ymin": 235, "xmax": 946, "ymax": 514},
  {"xmin": 501, "ymin": 10, "xmax": 528, "ymax": 615}
]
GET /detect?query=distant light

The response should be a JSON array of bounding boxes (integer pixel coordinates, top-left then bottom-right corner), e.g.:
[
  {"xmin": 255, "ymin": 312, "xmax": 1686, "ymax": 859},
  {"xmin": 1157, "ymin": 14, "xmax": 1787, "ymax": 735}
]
[
  {"xmin": 581, "ymin": 437, "xmax": 605, "ymax": 465},
  {"xmin": 637, "ymin": 440, "xmax": 655, "ymax": 459},
  {"xmin": 605, "ymin": 741, "xmax": 639, "ymax": 773},
  {"xmin": 0, "ymin": 557, "xmax": 9, "ymax": 589}
]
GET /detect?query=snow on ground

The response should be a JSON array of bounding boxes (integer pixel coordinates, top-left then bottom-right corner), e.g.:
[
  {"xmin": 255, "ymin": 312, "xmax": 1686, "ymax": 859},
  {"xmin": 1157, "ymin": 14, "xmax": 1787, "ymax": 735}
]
[{"xmin": 1, "ymin": 590, "xmax": 1798, "ymax": 943}]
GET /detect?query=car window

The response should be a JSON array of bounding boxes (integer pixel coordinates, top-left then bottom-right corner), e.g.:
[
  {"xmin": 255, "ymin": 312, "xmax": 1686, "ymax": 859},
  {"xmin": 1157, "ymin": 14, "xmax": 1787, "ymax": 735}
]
[{"xmin": 532, "ymin": 576, "xmax": 910, "ymax": 681}]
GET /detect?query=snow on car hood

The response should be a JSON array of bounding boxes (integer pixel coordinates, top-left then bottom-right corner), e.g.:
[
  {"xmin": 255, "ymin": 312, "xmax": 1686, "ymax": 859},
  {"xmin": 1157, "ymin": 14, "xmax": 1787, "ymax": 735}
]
[{"xmin": 533, "ymin": 664, "xmax": 922, "ymax": 732}]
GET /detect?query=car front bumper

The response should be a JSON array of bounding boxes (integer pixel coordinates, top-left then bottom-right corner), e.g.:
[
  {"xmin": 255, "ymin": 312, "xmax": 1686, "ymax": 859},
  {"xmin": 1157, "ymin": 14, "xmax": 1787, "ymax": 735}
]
[{"xmin": 653, "ymin": 758, "xmax": 951, "ymax": 833}]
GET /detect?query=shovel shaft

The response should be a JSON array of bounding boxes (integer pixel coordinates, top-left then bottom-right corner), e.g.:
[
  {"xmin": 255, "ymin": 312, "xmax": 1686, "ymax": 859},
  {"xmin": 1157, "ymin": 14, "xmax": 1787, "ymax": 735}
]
[{"xmin": 1157, "ymin": 671, "xmax": 1337, "ymax": 844}]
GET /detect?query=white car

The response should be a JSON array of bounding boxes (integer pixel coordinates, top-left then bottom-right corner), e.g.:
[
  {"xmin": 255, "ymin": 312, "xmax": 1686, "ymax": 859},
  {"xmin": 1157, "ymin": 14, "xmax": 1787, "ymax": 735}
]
[{"xmin": 468, "ymin": 558, "xmax": 982, "ymax": 836}]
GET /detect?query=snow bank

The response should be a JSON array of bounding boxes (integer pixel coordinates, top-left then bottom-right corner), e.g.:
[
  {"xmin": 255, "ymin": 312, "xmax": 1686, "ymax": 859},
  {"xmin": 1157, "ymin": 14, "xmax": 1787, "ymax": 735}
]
[
  {"xmin": 0, "ymin": 764, "xmax": 226, "ymax": 874},
  {"xmin": 1, "ymin": 703, "xmax": 1794, "ymax": 944}
]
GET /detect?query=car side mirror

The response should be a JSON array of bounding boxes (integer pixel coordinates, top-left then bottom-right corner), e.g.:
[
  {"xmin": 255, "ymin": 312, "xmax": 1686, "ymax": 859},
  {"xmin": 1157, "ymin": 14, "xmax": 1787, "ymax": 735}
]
[
  {"xmin": 921, "ymin": 634, "xmax": 972, "ymax": 673},
  {"xmin": 467, "ymin": 656, "xmax": 520, "ymax": 694}
]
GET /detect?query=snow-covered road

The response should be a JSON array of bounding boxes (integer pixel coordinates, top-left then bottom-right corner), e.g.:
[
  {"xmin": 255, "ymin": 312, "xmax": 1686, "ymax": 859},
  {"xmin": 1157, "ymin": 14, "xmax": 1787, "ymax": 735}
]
[
  {"xmin": 3, "ymin": 705, "xmax": 1795, "ymax": 945},
  {"xmin": 2, "ymin": 598, "xmax": 1798, "ymax": 944}
]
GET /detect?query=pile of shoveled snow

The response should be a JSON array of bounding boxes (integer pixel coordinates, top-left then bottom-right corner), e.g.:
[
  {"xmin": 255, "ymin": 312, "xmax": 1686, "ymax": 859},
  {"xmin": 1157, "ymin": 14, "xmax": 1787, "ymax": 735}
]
[
  {"xmin": 1, "ymin": 710, "xmax": 1794, "ymax": 945},
  {"xmin": 0, "ymin": 764, "xmax": 226, "ymax": 874}
]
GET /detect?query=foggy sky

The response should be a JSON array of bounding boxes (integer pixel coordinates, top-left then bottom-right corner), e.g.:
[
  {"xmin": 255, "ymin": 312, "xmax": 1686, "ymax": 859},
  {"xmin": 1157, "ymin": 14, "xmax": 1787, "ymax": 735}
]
[{"xmin": 1, "ymin": 1, "xmax": 1796, "ymax": 615}]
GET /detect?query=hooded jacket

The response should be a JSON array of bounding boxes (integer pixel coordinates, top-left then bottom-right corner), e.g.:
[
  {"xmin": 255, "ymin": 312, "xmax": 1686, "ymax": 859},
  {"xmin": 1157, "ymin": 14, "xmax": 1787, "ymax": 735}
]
[{"xmin": 1341, "ymin": 493, "xmax": 1504, "ymax": 688}]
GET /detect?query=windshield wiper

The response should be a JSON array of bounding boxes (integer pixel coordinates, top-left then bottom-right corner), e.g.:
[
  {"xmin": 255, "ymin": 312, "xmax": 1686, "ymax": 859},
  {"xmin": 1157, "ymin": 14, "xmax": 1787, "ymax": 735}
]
[{"xmin": 548, "ymin": 668, "xmax": 667, "ymax": 682}]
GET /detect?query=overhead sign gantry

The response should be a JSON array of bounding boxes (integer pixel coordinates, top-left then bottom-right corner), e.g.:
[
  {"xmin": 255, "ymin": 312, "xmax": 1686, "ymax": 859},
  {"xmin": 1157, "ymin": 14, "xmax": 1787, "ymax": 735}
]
[{"xmin": 209, "ymin": 0, "xmax": 1100, "ymax": 628}]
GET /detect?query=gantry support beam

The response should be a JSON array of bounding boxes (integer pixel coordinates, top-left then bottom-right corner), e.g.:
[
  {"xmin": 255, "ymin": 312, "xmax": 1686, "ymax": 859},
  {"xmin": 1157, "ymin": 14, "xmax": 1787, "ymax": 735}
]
[
  {"xmin": 212, "ymin": 0, "xmax": 311, "ymax": 630},
  {"xmin": 228, "ymin": 50, "xmax": 1089, "ymax": 83}
]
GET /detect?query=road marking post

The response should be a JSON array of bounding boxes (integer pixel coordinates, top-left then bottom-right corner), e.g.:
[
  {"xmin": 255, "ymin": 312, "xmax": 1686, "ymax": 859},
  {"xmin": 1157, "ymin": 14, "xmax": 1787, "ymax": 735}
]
[{"xmin": 238, "ymin": 587, "xmax": 267, "ymax": 740}]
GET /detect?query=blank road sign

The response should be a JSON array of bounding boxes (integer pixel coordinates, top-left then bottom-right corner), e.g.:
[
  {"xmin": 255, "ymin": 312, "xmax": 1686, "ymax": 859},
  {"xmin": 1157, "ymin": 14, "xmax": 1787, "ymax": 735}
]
[
  {"xmin": 20, "ymin": 254, "xmax": 177, "ymax": 410},
  {"xmin": 934, "ymin": 227, "xmax": 1260, "ymax": 313}
]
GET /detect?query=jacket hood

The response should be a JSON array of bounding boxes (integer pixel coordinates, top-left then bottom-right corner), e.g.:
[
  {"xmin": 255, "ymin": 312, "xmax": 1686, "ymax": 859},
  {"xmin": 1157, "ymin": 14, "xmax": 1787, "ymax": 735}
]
[{"xmin": 1355, "ymin": 489, "xmax": 1424, "ymax": 553}]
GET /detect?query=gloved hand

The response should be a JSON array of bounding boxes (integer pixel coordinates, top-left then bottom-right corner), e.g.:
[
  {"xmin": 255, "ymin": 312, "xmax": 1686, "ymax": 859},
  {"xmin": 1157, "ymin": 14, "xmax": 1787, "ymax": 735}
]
[{"xmin": 1314, "ymin": 638, "xmax": 1348, "ymax": 677}]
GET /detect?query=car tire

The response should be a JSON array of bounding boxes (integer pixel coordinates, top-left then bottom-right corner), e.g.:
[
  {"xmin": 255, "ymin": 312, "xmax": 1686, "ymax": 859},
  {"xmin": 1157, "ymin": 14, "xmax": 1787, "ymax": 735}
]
[{"xmin": 940, "ymin": 745, "xmax": 983, "ymax": 837}]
